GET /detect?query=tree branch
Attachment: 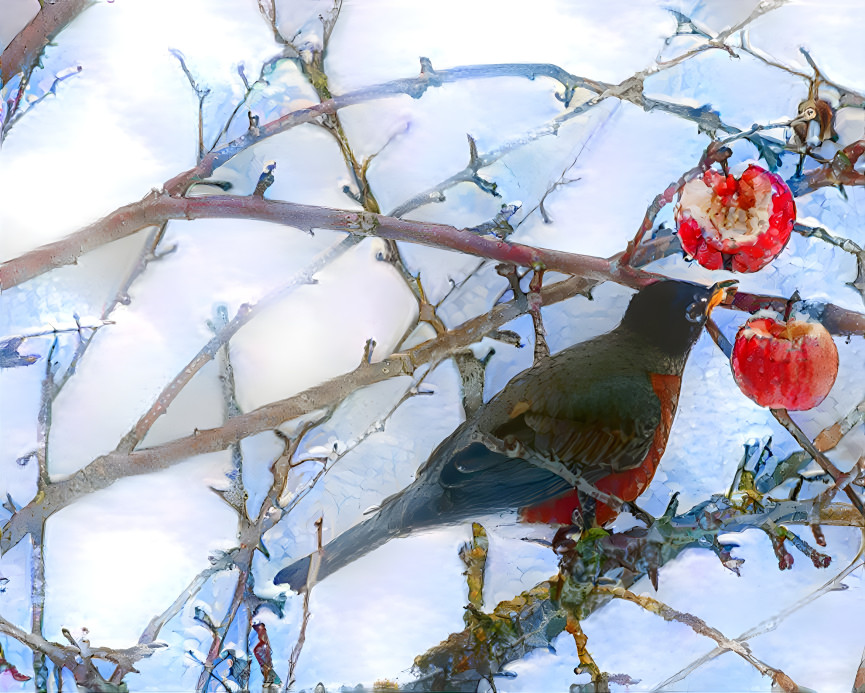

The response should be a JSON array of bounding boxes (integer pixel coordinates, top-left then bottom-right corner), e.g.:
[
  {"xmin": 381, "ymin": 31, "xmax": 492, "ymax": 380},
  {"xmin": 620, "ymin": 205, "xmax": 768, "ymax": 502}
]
[
  {"xmin": 0, "ymin": 194, "xmax": 636, "ymax": 290},
  {"xmin": 0, "ymin": 0, "xmax": 94, "ymax": 87},
  {"xmin": 0, "ymin": 274, "xmax": 596, "ymax": 553}
]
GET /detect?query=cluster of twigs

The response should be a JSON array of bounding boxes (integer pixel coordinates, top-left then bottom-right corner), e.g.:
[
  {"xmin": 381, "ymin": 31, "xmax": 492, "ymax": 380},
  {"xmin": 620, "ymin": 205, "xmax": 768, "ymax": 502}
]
[
  {"xmin": 408, "ymin": 421, "xmax": 865, "ymax": 691},
  {"xmin": 1, "ymin": 0, "xmax": 865, "ymax": 691}
]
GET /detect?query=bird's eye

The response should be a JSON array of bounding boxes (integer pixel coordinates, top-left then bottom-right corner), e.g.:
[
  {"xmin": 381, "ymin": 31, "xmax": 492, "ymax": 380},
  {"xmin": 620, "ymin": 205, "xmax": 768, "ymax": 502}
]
[{"xmin": 686, "ymin": 298, "xmax": 707, "ymax": 323}]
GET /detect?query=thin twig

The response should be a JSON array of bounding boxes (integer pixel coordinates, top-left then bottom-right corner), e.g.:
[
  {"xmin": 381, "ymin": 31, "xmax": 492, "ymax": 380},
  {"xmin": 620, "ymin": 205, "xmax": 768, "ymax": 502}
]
[
  {"xmin": 169, "ymin": 49, "xmax": 211, "ymax": 162},
  {"xmin": 116, "ymin": 233, "xmax": 361, "ymax": 453},
  {"xmin": 652, "ymin": 537, "xmax": 865, "ymax": 690},
  {"xmin": 622, "ymin": 141, "xmax": 732, "ymax": 265},
  {"xmin": 287, "ymin": 518, "xmax": 322, "ymax": 688},
  {"xmin": 771, "ymin": 408, "xmax": 865, "ymax": 519},
  {"xmin": 4, "ymin": 64, "xmax": 83, "ymax": 134},
  {"xmin": 597, "ymin": 586, "xmax": 800, "ymax": 692}
]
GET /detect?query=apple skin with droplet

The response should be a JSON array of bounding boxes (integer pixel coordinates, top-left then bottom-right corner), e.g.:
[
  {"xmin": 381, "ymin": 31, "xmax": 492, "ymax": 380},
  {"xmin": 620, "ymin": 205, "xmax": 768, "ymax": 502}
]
[{"xmin": 730, "ymin": 314, "xmax": 839, "ymax": 410}]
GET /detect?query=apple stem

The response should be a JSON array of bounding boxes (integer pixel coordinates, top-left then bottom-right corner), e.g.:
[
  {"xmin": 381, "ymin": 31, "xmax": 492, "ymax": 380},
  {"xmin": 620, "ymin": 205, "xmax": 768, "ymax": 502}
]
[{"xmin": 783, "ymin": 290, "xmax": 800, "ymax": 323}]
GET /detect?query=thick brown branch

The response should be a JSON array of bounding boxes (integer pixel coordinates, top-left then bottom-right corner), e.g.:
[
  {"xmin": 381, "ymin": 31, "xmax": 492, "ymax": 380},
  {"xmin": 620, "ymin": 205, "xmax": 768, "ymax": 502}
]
[
  {"xmin": 731, "ymin": 291, "xmax": 865, "ymax": 337},
  {"xmin": 0, "ymin": 194, "xmax": 634, "ymax": 290},
  {"xmin": 0, "ymin": 0, "xmax": 94, "ymax": 87}
]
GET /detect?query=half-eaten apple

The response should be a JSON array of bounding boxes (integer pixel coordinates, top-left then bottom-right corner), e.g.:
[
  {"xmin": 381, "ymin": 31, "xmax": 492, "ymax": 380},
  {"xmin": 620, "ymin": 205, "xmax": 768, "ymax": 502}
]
[{"xmin": 676, "ymin": 164, "xmax": 796, "ymax": 273}]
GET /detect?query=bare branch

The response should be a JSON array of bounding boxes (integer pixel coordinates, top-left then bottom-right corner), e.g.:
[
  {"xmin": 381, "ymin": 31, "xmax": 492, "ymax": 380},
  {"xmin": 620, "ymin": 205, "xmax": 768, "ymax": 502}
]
[
  {"xmin": 788, "ymin": 140, "xmax": 865, "ymax": 195},
  {"xmin": 0, "ymin": 194, "xmax": 636, "ymax": 291},
  {"xmin": 653, "ymin": 545, "xmax": 865, "ymax": 690},
  {"xmin": 0, "ymin": 0, "xmax": 94, "ymax": 86},
  {"xmin": 169, "ymin": 49, "xmax": 211, "ymax": 162},
  {"xmin": 0, "ymin": 274, "xmax": 596, "ymax": 552},
  {"xmin": 598, "ymin": 587, "xmax": 800, "ymax": 692}
]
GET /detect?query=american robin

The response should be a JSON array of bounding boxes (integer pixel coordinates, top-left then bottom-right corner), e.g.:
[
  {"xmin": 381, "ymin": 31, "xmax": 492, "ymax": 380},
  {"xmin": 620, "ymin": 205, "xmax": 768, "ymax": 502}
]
[{"xmin": 274, "ymin": 279, "xmax": 732, "ymax": 591}]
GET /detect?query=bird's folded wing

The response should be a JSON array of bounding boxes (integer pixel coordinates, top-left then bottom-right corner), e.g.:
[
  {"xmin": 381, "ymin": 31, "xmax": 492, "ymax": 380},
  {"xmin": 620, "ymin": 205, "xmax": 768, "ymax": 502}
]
[
  {"xmin": 493, "ymin": 372, "xmax": 662, "ymax": 480},
  {"xmin": 436, "ymin": 442, "xmax": 576, "ymax": 513},
  {"xmin": 428, "ymin": 407, "xmax": 660, "ymax": 519},
  {"xmin": 381, "ymin": 367, "xmax": 665, "ymax": 521}
]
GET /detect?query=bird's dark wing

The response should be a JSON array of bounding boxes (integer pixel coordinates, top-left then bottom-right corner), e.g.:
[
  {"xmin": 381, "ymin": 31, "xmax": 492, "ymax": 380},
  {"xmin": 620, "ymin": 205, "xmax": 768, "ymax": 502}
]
[
  {"xmin": 381, "ymin": 331, "xmax": 667, "ymax": 525},
  {"xmin": 492, "ymin": 371, "xmax": 662, "ymax": 481},
  {"xmin": 429, "ymin": 442, "xmax": 575, "ymax": 520},
  {"xmin": 413, "ymin": 370, "xmax": 662, "ymax": 522}
]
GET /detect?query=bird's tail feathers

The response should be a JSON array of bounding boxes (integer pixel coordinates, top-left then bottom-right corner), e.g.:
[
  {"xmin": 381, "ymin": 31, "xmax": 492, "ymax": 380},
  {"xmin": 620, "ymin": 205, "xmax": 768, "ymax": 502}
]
[{"xmin": 273, "ymin": 508, "xmax": 402, "ymax": 592}]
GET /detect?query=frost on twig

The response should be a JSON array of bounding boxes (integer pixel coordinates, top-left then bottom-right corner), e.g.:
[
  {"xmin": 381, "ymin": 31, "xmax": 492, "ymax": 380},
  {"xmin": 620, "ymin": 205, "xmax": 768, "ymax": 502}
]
[
  {"xmin": 787, "ymin": 140, "xmax": 865, "ymax": 197},
  {"xmin": 0, "ymin": 0, "xmax": 92, "ymax": 141},
  {"xmin": 465, "ymin": 202, "xmax": 520, "ymax": 240},
  {"xmin": 0, "ymin": 337, "xmax": 39, "ymax": 368},
  {"xmin": 253, "ymin": 160, "xmax": 277, "ymax": 198},
  {"xmin": 0, "ymin": 616, "xmax": 166, "ymax": 690},
  {"xmin": 208, "ymin": 305, "xmax": 247, "ymax": 515}
]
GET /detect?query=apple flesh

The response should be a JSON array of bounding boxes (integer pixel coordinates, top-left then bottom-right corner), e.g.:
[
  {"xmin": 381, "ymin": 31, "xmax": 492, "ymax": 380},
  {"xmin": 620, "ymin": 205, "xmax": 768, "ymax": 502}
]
[
  {"xmin": 731, "ymin": 314, "xmax": 838, "ymax": 410},
  {"xmin": 676, "ymin": 164, "xmax": 796, "ymax": 273}
]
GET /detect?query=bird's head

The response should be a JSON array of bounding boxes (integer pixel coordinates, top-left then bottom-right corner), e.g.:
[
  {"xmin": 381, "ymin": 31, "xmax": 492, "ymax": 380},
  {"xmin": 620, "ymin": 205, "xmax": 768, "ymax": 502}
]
[{"xmin": 622, "ymin": 279, "xmax": 737, "ymax": 356}]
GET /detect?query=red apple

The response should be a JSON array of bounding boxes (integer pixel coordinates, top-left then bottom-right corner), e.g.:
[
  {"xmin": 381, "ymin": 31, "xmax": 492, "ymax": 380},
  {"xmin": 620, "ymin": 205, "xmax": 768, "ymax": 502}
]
[
  {"xmin": 676, "ymin": 164, "xmax": 796, "ymax": 272},
  {"xmin": 731, "ymin": 314, "xmax": 838, "ymax": 410}
]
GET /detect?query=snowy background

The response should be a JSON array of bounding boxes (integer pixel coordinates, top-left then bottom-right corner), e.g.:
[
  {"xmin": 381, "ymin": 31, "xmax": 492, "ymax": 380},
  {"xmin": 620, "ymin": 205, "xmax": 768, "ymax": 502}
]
[{"xmin": 1, "ymin": 0, "xmax": 864, "ymax": 690}]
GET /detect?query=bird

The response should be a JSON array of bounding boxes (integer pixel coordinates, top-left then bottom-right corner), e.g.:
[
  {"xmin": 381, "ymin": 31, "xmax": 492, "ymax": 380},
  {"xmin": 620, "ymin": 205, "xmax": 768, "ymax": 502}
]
[{"xmin": 274, "ymin": 279, "xmax": 733, "ymax": 591}]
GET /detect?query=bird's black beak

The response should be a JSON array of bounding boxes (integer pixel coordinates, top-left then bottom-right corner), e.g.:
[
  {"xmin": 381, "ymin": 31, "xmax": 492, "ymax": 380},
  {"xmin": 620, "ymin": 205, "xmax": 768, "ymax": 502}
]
[{"xmin": 708, "ymin": 279, "xmax": 738, "ymax": 314}]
